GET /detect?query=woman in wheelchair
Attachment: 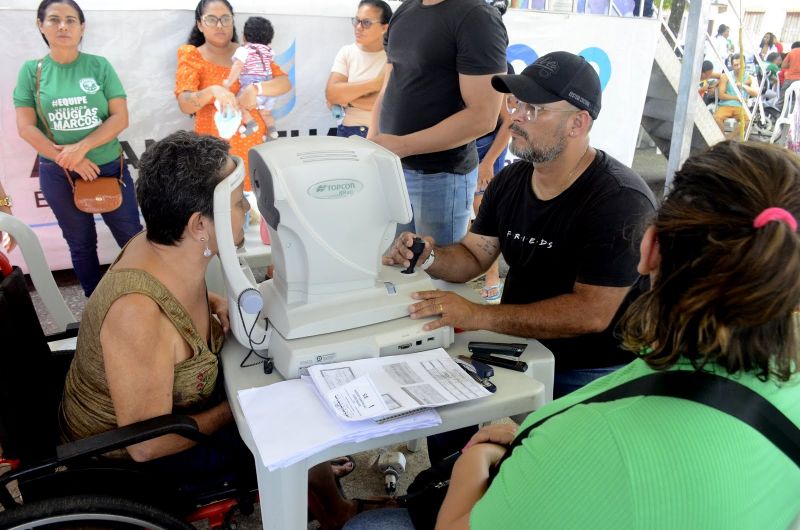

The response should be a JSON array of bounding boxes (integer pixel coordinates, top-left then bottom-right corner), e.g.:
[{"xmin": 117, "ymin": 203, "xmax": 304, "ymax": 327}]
[{"xmin": 56, "ymin": 131, "xmax": 362, "ymax": 528}]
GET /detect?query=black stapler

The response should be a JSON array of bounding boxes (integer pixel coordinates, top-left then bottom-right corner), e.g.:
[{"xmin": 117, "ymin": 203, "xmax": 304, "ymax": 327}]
[
  {"xmin": 467, "ymin": 341, "xmax": 528, "ymax": 372},
  {"xmin": 456, "ymin": 356, "xmax": 497, "ymax": 393}
]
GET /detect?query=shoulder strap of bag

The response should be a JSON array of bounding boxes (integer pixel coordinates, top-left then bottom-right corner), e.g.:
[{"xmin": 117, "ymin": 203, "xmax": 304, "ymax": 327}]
[
  {"xmin": 34, "ymin": 59, "xmax": 56, "ymax": 142},
  {"xmin": 493, "ymin": 370, "xmax": 800, "ymax": 479},
  {"xmin": 35, "ymin": 58, "xmax": 125, "ymax": 187}
]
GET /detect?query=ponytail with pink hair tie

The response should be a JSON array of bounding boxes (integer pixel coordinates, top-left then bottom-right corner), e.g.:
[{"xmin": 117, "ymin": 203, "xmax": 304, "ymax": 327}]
[{"xmin": 753, "ymin": 208, "xmax": 798, "ymax": 232}]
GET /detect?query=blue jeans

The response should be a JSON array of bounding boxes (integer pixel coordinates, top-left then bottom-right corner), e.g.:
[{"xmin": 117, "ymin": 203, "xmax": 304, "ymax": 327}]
[
  {"xmin": 396, "ymin": 167, "xmax": 478, "ymax": 246},
  {"xmin": 553, "ymin": 364, "xmax": 626, "ymax": 399},
  {"xmin": 343, "ymin": 508, "xmax": 414, "ymax": 530},
  {"xmin": 475, "ymin": 132, "xmax": 508, "ymax": 175},
  {"xmin": 475, "ymin": 132, "xmax": 509, "ymax": 196},
  {"xmin": 38, "ymin": 156, "xmax": 142, "ymax": 296},
  {"xmin": 140, "ymin": 423, "xmax": 256, "ymax": 496},
  {"xmin": 337, "ymin": 124, "xmax": 368, "ymax": 138}
]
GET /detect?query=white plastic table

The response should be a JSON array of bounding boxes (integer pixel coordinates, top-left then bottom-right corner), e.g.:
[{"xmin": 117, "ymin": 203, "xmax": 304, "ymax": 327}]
[{"xmin": 221, "ymin": 282, "xmax": 554, "ymax": 530}]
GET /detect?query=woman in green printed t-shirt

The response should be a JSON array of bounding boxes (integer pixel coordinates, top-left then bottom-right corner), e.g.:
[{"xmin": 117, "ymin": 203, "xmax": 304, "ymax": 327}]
[{"xmin": 13, "ymin": 0, "xmax": 142, "ymax": 297}]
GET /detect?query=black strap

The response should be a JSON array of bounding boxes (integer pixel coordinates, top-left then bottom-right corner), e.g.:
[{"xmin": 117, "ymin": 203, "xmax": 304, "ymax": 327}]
[{"xmin": 492, "ymin": 371, "xmax": 800, "ymax": 479}]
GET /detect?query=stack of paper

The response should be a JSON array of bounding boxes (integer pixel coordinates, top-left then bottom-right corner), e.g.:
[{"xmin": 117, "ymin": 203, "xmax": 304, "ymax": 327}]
[
  {"xmin": 238, "ymin": 377, "xmax": 441, "ymax": 470},
  {"xmin": 308, "ymin": 348, "xmax": 493, "ymax": 421},
  {"xmin": 238, "ymin": 349, "xmax": 493, "ymax": 470}
]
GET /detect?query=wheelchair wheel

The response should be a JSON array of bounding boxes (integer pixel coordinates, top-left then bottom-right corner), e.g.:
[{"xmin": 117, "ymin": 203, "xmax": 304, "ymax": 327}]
[{"xmin": 0, "ymin": 494, "xmax": 195, "ymax": 530}]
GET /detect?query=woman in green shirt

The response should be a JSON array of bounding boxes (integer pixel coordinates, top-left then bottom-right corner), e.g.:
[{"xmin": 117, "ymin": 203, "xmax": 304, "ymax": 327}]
[
  {"xmin": 13, "ymin": 0, "xmax": 142, "ymax": 296},
  {"xmin": 346, "ymin": 141, "xmax": 800, "ymax": 530}
]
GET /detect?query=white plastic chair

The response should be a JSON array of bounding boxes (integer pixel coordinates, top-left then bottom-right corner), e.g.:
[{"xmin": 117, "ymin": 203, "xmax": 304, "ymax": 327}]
[
  {"xmin": 770, "ymin": 82, "xmax": 800, "ymax": 144},
  {"xmin": 0, "ymin": 212, "xmax": 77, "ymax": 333}
]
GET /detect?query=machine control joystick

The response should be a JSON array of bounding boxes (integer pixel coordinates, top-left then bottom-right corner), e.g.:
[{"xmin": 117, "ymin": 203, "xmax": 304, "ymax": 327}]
[{"xmin": 401, "ymin": 237, "xmax": 426, "ymax": 274}]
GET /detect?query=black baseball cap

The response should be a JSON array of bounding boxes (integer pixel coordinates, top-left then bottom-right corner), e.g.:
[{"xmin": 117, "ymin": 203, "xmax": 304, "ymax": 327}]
[{"xmin": 492, "ymin": 51, "xmax": 602, "ymax": 120}]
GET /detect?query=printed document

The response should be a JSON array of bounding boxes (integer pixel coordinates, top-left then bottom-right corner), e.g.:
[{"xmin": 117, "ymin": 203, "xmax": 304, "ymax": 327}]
[{"xmin": 308, "ymin": 348, "xmax": 492, "ymax": 421}]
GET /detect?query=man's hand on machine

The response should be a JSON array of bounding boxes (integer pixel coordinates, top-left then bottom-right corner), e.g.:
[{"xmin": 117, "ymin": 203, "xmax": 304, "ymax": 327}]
[
  {"xmin": 383, "ymin": 232, "xmax": 434, "ymax": 269},
  {"xmin": 409, "ymin": 290, "xmax": 482, "ymax": 331}
]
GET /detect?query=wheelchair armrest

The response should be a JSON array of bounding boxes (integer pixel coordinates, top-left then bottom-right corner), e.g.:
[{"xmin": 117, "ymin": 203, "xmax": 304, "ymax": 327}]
[
  {"xmin": 1, "ymin": 414, "xmax": 215, "ymax": 493},
  {"xmin": 56, "ymin": 413, "xmax": 210, "ymax": 461}
]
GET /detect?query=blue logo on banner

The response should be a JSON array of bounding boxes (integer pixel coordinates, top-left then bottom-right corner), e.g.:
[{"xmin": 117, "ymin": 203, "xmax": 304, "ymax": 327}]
[
  {"xmin": 506, "ymin": 45, "xmax": 612, "ymax": 91},
  {"xmin": 271, "ymin": 40, "xmax": 296, "ymax": 120}
]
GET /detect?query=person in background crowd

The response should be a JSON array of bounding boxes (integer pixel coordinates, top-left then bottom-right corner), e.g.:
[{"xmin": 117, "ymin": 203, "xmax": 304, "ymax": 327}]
[
  {"xmin": 711, "ymin": 24, "xmax": 733, "ymax": 73},
  {"xmin": 347, "ymin": 140, "xmax": 800, "ymax": 530},
  {"xmin": 13, "ymin": 0, "xmax": 142, "ymax": 297},
  {"xmin": 698, "ymin": 60, "xmax": 719, "ymax": 106},
  {"xmin": 368, "ymin": 0, "xmax": 508, "ymax": 246},
  {"xmin": 759, "ymin": 32, "xmax": 782, "ymax": 60},
  {"xmin": 174, "ymin": 0, "xmax": 291, "ymax": 191},
  {"xmin": 714, "ymin": 54, "xmax": 758, "ymax": 138},
  {"xmin": 325, "ymin": 0, "xmax": 392, "ymax": 139},
  {"xmin": 763, "ymin": 51, "xmax": 782, "ymax": 95},
  {"xmin": 778, "ymin": 41, "xmax": 800, "ymax": 112}
]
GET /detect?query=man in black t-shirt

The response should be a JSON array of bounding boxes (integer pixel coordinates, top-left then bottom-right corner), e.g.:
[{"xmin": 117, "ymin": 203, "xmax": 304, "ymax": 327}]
[
  {"xmin": 367, "ymin": 0, "xmax": 508, "ymax": 245},
  {"xmin": 385, "ymin": 51, "xmax": 656, "ymax": 398}
]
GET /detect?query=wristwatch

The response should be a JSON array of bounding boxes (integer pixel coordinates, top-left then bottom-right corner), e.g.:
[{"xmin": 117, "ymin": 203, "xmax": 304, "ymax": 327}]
[
  {"xmin": 421, "ymin": 248, "xmax": 436, "ymax": 271},
  {"xmin": 0, "ymin": 196, "xmax": 11, "ymax": 208}
]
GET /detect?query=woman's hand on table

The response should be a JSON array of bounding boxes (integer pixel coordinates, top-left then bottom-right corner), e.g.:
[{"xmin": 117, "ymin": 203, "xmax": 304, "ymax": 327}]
[
  {"xmin": 208, "ymin": 291, "xmax": 230, "ymax": 333},
  {"xmin": 54, "ymin": 141, "xmax": 90, "ymax": 171}
]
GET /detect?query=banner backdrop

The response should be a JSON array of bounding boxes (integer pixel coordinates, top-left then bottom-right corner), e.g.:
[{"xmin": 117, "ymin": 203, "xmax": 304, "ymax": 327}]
[{"xmin": 0, "ymin": 1, "xmax": 658, "ymax": 272}]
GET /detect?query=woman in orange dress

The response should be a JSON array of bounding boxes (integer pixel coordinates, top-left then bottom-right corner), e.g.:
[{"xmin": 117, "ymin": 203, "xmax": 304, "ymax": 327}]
[{"xmin": 174, "ymin": 0, "xmax": 291, "ymax": 191}]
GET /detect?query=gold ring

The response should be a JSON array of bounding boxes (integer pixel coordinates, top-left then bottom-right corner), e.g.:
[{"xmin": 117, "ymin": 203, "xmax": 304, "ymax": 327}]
[{"xmin": 437, "ymin": 303, "xmax": 444, "ymax": 314}]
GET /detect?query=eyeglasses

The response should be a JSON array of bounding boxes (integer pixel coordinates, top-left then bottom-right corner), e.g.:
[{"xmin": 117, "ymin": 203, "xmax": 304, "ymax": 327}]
[
  {"xmin": 44, "ymin": 16, "xmax": 81, "ymax": 27},
  {"xmin": 202, "ymin": 14, "xmax": 234, "ymax": 27},
  {"xmin": 505, "ymin": 95, "xmax": 576, "ymax": 122},
  {"xmin": 351, "ymin": 17, "xmax": 380, "ymax": 29}
]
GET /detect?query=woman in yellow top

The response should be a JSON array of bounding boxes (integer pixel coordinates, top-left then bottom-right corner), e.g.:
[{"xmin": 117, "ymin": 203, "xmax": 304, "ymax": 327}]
[{"xmin": 174, "ymin": 0, "xmax": 291, "ymax": 191}]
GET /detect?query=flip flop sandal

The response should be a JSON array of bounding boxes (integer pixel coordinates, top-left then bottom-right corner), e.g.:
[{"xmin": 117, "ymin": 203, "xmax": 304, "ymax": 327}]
[
  {"xmin": 481, "ymin": 283, "xmax": 503, "ymax": 303},
  {"xmin": 331, "ymin": 455, "xmax": 356, "ymax": 479}
]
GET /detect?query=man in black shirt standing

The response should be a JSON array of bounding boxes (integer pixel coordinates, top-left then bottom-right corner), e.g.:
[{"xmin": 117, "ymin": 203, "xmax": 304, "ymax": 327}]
[
  {"xmin": 385, "ymin": 51, "xmax": 656, "ymax": 398},
  {"xmin": 368, "ymin": 0, "xmax": 508, "ymax": 245}
]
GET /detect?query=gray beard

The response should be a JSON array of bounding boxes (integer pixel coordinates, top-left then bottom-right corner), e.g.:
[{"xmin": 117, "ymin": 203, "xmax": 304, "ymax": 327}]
[{"xmin": 508, "ymin": 124, "xmax": 567, "ymax": 164}]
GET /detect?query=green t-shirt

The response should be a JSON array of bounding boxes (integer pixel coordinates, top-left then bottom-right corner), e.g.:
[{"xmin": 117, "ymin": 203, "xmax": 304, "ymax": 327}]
[
  {"xmin": 471, "ymin": 359, "xmax": 800, "ymax": 530},
  {"xmin": 767, "ymin": 63, "xmax": 780, "ymax": 82},
  {"xmin": 13, "ymin": 53, "xmax": 126, "ymax": 166}
]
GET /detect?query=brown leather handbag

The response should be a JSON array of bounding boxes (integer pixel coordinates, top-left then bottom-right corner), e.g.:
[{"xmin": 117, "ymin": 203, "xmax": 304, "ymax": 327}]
[
  {"xmin": 35, "ymin": 59, "xmax": 123, "ymax": 214},
  {"xmin": 70, "ymin": 157, "xmax": 124, "ymax": 214}
]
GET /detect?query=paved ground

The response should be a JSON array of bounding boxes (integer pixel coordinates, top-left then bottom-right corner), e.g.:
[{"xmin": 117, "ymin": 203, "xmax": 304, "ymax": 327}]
[{"xmin": 9, "ymin": 146, "xmax": 670, "ymax": 528}]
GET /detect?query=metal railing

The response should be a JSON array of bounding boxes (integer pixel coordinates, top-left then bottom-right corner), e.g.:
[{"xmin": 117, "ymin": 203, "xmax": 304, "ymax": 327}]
[{"xmin": 516, "ymin": 0, "xmax": 776, "ymax": 141}]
